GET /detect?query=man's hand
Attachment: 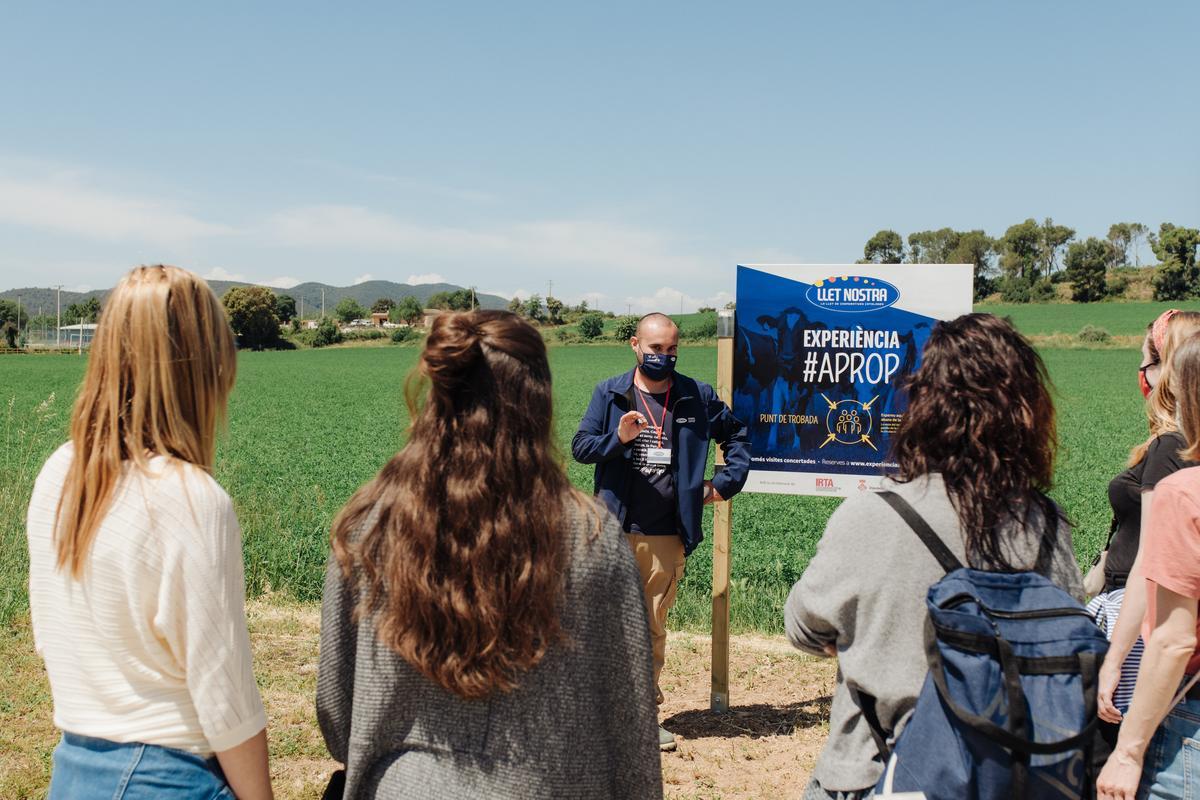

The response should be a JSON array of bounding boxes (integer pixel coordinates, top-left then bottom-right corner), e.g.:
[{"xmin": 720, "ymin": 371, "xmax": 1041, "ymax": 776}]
[
  {"xmin": 617, "ymin": 410, "xmax": 647, "ymax": 444},
  {"xmin": 703, "ymin": 480, "xmax": 725, "ymax": 505}
]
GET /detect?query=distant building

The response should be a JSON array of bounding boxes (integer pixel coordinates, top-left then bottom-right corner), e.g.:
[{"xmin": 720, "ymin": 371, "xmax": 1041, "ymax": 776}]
[
  {"xmin": 421, "ymin": 309, "xmax": 443, "ymax": 328},
  {"xmin": 370, "ymin": 312, "xmax": 389, "ymax": 327},
  {"xmin": 58, "ymin": 323, "xmax": 97, "ymax": 348}
]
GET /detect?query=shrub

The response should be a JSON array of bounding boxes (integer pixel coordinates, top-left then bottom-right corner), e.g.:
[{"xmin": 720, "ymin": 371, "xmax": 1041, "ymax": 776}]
[
  {"xmin": 1000, "ymin": 277, "xmax": 1031, "ymax": 303},
  {"xmin": 313, "ymin": 318, "xmax": 342, "ymax": 347},
  {"xmin": 613, "ymin": 316, "xmax": 638, "ymax": 341},
  {"xmin": 973, "ymin": 276, "xmax": 998, "ymax": 302},
  {"xmin": 343, "ymin": 328, "xmax": 386, "ymax": 341},
  {"xmin": 390, "ymin": 327, "xmax": 415, "ymax": 343},
  {"xmin": 555, "ymin": 329, "xmax": 580, "ymax": 343},
  {"xmin": 578, "ymin": 313, "xmax": 605, "ymax": 340},
  {"xmin": 1030, "ymin": 278, "xmax": 1056, "ymax": 303},
  {"xmin": 1078, "ymin": 325, "xmax": 1111, "ymax": 344}
]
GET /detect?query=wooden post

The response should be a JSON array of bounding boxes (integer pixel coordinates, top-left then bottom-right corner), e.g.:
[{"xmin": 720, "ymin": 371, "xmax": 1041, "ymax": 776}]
[{"xmin": 711, "ymin": 309, "xmax": 735, "ymax": 712}]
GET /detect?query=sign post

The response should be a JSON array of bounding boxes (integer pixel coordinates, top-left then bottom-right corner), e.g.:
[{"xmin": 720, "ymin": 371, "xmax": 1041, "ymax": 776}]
[{"xmin": 711, "ymin": 309, "xmax": 735, "ymax": 712}]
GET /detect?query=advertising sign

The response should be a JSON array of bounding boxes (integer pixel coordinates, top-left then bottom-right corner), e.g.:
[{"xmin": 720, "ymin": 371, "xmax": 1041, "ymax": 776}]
[{"xmin": 734, "ymin": 263, "xmax": 973, "ymax": 496}]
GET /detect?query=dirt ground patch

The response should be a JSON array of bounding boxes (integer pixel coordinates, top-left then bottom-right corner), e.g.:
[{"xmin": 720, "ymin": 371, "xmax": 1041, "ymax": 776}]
[{"xmin": 1, "ymin": 600, "xmax": 835, "ymax": 799}]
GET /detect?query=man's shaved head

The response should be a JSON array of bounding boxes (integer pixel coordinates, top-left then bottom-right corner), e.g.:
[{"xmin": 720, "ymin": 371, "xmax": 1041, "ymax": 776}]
[{"xmin": 636, "ymin": 312, "xmax": 678, "ymax": 337}]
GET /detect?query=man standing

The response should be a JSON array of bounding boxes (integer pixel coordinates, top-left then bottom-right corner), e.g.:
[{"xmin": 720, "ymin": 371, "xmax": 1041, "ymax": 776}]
[{"xmin": 572, "ymin": 312, "xmax": 750, "ymax": 751}]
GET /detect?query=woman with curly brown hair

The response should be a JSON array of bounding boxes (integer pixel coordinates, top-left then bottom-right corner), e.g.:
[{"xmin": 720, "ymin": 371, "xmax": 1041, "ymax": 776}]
[
  {"xmin": 783, "ymin": 313, "xmax": 1085, "ymax": 800},
  {"xmin": 316, "ymin": 310, "xmax": 661, "ymax": 800}
]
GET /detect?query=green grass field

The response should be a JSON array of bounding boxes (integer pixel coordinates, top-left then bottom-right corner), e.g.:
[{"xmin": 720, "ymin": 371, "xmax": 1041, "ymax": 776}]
[
  {"xmin": 0, "ymin": 303, "xmax": 1157, "ymax": 633},
  {"xmin": 974, "ymin": 300, "xmax": 1200, "ymax": 336}
]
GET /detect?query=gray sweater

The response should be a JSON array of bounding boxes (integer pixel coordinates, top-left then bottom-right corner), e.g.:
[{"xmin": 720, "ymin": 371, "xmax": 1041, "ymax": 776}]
[
  {"xmin": 317, "ymin": 503, "xmax": 663, "ymax": 800},
  {"xmin": 784, "ymin": 475, "xmax": 1085, "ymax": 792}
]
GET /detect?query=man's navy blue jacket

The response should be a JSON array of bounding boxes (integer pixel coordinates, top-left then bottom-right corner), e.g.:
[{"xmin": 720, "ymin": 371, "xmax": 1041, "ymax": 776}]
[{"xmin": 571, "ymin": 368, "xmax": 751, "ymax": 556}]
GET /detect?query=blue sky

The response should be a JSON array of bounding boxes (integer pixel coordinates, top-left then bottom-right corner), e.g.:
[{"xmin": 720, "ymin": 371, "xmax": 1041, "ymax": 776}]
[{"xmin": 1, "ymin": 1, "xmax": 1196, "ymax": 313}]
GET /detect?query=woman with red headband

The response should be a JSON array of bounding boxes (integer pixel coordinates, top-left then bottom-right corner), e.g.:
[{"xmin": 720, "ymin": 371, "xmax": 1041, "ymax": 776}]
[{"xmin": 1090, "ymin": 310, "xmax": 1200, "ymax": 760}]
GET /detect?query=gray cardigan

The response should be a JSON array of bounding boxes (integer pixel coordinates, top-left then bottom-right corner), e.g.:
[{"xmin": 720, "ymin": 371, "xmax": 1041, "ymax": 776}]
[
  {"xmin": 316, "ymin": 503, "xmax": 663, "ymax": 800},
  {"xmin": 784, "ymin": 475, "xmax": 1085, "ymax": 792}
]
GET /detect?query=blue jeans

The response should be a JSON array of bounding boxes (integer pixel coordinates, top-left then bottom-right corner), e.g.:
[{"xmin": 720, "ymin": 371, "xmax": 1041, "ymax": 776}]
[
  {"xmin": 1140, "ymin": 698, "xmax": 1200, "ymax": 799},
  {"xmin": 49, "ymin": 732, "xmax": 234, "ymax": 800}
]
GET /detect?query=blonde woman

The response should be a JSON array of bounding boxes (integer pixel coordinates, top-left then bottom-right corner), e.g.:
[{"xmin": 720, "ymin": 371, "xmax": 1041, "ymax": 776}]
[
  {"xmin": 1098, "ymin": 331, "xmax": 1200, "ymax": 798},
  {"xmin": 1097, "ymin": 311, "xmax": 1200, "ymax": 732},
  {"xmin": 26, "ymin": 266, "xmax": 272, "ymax": 799}
]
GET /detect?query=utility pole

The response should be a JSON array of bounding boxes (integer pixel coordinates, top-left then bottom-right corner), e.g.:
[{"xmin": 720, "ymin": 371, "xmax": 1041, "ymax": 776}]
[
  {"xmin": 471, "ymin": 286, "xmax": 477, "ymax": 311},
  {"xmin": 56, "ymin": 285, "xmax": 62, "ymax": 348},
  {"xmin": 16, "ymin": 295, "xmax": 21, "ymax": 344},
  {"xmin": 299, "ymin": 296, "xmax": 304, "ymax": 323},
  {"xmin": 547, "ymin": 280, "xmax": 553, "ymax": 301},
  {"xmin": 321, "ymin": 288, "xmax": 325, "ymax": 319}
]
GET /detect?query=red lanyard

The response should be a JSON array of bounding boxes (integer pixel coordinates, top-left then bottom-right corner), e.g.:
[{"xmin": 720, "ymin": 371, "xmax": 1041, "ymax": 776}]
[{"xmin": 634, "ymin": 384, "xmax": 671, "ymax": 448}]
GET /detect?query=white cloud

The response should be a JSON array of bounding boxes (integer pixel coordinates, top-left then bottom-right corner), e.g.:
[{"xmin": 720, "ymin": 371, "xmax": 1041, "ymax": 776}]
[
  {"xmin": 406, "ymin": 273, "xmax": 446, "ymax": 285},
  {"xmin": 203, "ymin": 267, "xmax": 299, "ymax": 289},
  {"xmin": 204, "ymin": 267, "xmax": 247, "ymax": 282},
  {"xmin": 261, "ymin": 205, "xmax": 702, "ymax": 276},
  {"xmin": 0, "ymin": 173, "xmax": 232, "ymax": 245},
  {"xmin": 352, "ymin": 273, "xmax": 373, "ymax": 285},
  {"xmin": 621, "ymin": 287, "xmax": 735, "ymax": 316}
]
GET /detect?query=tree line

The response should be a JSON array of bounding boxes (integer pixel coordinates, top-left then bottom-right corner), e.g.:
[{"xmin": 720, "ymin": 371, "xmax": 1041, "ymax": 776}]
[
  {"xmin": 0, "ymin": 296, "xmax": 106, "ymax": 348},
  {"xmin": 859, "ymin": 220, "xmax": 1200, "ymax": 302}
]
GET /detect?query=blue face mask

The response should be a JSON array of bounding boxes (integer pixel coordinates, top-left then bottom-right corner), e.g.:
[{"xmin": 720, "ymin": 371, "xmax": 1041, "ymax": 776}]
[{"xmin": 638, "ymin": 350, "xmax": 677, "ymax": 381}]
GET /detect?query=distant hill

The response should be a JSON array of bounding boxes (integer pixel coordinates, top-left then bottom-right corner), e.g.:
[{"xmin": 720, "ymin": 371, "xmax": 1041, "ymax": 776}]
[{"xmin": 0, "ymin": 279, "xmax": 508, "ymax": 316}]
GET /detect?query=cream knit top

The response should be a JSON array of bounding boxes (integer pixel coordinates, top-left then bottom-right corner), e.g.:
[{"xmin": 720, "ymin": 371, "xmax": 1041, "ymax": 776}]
[{"xmin": 26, "ymin": 443, "xmax": 266, "ymax": 754}]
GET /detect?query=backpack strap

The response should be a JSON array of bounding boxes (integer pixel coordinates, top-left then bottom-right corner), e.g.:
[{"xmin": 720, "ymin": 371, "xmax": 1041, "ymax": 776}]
[
  {"xmin": 877, "ymin": 490, "xmax": 965, "ymax": 574},
  {"xmin": 924, "ymin": 631, "xmax": 1102, "ymax": 756},
  {"xmin": 847, "ymin": 684, "xmax": 892, "ymax": 762}
]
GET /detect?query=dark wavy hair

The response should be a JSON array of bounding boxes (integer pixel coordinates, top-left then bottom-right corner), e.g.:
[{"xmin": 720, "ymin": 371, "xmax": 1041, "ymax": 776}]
[
  {"xmin": 332, "ymin": 310, "xmax": 592, "ymax": 699},
  {"xmin": 891, "ymin": 313, "xmax": 1058, "ymax": 569}
]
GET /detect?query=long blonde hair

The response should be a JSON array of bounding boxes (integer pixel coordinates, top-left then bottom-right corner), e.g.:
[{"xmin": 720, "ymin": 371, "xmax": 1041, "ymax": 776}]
[
  {"xmin": 1130, "ymin": 310, "xmax": 1200, "ymax": 466},
  {"xmin": 1175, "ymin": 334, "xmax": 1200, "ymax": 462},
  {"xmin": 55, "ymin": 265, "xmax": 237, "ymax": 577}
]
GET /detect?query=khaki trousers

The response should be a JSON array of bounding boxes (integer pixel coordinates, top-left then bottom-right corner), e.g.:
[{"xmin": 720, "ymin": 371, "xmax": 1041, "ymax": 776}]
[{"xmin": 625, "ymin": 532, "xmax": 687, "ymax": 705}]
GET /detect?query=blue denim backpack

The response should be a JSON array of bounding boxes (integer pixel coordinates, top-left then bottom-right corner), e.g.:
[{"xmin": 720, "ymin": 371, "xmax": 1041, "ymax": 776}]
[{"xmin": 867, "ymin": 491, "xmax": 1109, "ymax": 800}]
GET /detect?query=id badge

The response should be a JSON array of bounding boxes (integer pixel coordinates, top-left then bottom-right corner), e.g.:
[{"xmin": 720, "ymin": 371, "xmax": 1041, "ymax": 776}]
[{"xmin": 646, "ymin": 447, "xmax": 672, "ymax": 465}]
